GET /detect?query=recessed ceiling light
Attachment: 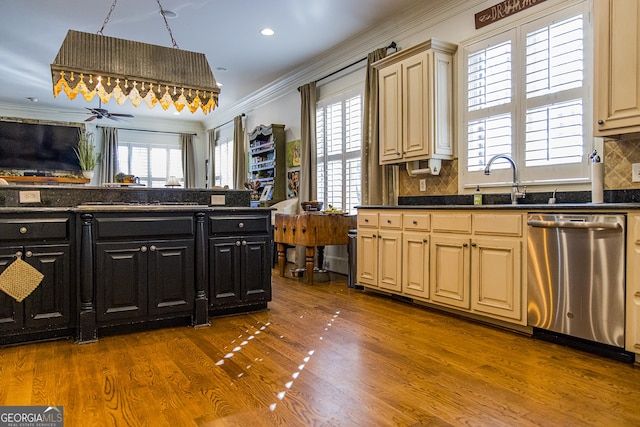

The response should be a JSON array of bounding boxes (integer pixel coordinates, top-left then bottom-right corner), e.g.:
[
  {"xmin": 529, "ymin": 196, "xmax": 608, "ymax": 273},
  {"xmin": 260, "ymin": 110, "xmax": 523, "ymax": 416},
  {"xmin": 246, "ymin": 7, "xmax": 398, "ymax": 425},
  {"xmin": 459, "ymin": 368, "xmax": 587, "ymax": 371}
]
[
  {"xmin": 260, "ymin": 28, "xmax": 275, "ymax": 36},
  {"xmin": 26, "ymin": 97, "xmax": 38, "ymax": 102},
  {"xmin": 161, "ymin": 9, "xmax": 177, "ymax": 18},
  {"xmin": 173, "ymin": 111, "xmax": 180, "ymax": 115}
]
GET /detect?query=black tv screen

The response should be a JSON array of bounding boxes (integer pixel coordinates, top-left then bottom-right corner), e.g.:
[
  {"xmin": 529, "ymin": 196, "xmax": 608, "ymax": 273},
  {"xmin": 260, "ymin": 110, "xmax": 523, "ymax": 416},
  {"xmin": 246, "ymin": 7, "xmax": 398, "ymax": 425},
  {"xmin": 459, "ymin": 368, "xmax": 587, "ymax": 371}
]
[{"xmin": 0, "ymin": 121, "xmax": 82, "ymax": 171}]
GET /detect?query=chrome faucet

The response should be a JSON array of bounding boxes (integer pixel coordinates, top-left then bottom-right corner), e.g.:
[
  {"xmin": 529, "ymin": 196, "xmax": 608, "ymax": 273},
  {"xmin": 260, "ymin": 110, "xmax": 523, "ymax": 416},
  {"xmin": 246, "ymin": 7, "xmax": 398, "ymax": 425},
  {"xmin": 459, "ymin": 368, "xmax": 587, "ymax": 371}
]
[{"xmin": 484, "ymin": 154, "xmax": 526, "ymax": 204}]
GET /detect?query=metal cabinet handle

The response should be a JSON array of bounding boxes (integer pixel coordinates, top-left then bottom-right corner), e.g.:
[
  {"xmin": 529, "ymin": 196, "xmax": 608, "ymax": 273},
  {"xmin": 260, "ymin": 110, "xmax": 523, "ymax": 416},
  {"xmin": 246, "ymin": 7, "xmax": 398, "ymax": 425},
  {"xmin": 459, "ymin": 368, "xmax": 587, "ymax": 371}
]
[
  {"xmin": 364, "ymin": 218, "xmax": 369, "ymax": 223},
  {"xmin": 301, "ymin": 226, "xmax": 306, "ymax": 233},
  {"xmin": 292, "ymin": 226, "xmax": 296, "ymax": 233},
  {"xmin": 141, "ymin": 246, "xmax": 148, "ymax": 253},
  {"xmin": 15, "ymin": 251, "xmax": 22, "ymax": 258},
  {"xmin": 283, "ymin": 225, "xmax": 287, "ymax": 231},
  {"xmin": 25, "ymin": 251, "xmax": 33, "ymax": 258},
  {"xmin": 238, "ymin": 222, "xmax": 244, "ymax": 228},
  {"xmin": 236, "ymin": 241, "xmax": 241, "ymax": 246},
  {"xmin": 471, "ymin": 242, "xmax": 477, "ymax": 247},
  {"xmin": 242, "ymin": 241, "xmax": 247, "ymax": 246},
  {"xmin": 598, "ymin": 119, "xmax": 604, "ymax": 125},
  {"xmin": 463, "ymin": 243, "xmax": 468, "ymax": 247},
  {"xmin": 386, "ymin": 219, "xmax": 391, "ymax": 224},
  {"xmin": 423, "ymin": 239, "xmax": 428, "ymax": 243},
  {"xmin": 413, "ymin": 220, "xmax": 418, "ymax": 225},
  {"xmin": 150, "ymin": 245, "xmax": 157, "ymax": 252},
  {"xmin": 19, "ymin": 226, "xmax": 27, "ymax": 234}
]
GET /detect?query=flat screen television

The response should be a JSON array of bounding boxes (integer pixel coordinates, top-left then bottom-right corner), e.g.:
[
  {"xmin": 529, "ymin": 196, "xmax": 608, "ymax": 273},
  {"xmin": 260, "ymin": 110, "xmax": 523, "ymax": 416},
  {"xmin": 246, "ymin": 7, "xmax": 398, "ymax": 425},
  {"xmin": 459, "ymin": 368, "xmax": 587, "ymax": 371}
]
[{"xmin": 0, "ymin": 121, "xmax": 82, "ymax": 171}]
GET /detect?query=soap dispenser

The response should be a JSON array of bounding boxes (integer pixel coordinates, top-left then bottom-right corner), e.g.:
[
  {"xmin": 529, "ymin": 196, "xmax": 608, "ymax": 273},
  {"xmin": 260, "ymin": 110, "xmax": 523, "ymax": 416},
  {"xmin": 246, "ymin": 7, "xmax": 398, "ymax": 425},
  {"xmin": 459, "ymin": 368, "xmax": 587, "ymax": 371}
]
[{"xmin": 473, "ymin": 185, "xmax": 483, "ymax": 205}]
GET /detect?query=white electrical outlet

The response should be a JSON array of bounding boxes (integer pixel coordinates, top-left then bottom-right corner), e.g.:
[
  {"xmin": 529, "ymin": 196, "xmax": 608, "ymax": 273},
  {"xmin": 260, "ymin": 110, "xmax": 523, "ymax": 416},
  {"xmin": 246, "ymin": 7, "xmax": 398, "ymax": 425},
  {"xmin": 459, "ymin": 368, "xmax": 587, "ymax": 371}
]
[
  {"xmin": 19, "ymin": 190, "xmax": 41, "ymax": 203},
  {"xmin": 210, "ymin": 194, "xmax": 226, "ymax": 205},
  {"xmin": 633, "ymin": 163, "xmax": 640, "ymax": 183},
  {"xmin": 419, "ymin": 179, "xmax": 427, "ymax": 192}
]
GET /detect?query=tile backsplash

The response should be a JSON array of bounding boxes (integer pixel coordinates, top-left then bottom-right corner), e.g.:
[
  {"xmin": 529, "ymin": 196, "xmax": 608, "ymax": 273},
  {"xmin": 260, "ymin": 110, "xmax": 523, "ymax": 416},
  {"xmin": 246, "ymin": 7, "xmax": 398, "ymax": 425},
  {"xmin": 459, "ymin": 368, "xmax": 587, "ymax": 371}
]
[{"xmin": 399, "ymin": 138, "xmax": 640, "ymax": 197}]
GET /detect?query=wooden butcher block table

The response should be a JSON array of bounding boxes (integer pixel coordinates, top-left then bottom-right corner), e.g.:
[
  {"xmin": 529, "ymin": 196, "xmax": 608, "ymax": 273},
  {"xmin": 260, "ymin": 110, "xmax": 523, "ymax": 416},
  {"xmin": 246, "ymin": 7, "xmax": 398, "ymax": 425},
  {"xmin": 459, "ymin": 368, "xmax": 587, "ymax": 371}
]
[{"xmin": 274, "ymin": 213, "xmax": 357, "ymax": 284}]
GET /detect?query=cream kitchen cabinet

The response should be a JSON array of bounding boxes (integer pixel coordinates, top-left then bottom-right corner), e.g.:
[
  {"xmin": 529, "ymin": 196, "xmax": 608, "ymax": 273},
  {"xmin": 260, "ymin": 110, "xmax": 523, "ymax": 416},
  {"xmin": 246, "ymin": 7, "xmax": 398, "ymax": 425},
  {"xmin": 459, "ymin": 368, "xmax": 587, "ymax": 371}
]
[
  {"xmin": 626, "ymin": 214, "xmax": 640, "ymax": 355},
  {"xmin": 594, "ymin": 0, "xmax": 640, "ymax": 136},
  {"xmin": 402, "ymin": 212, "xmax": 431, "ymax": 300},
  {"xmin": 374, "ymin": 39, "xmax": 457, "ymax": 164},
  {"xmin": 430, "ymin": 214, "xmax": 472, "ymax": 309},
  {"xmin": 357, "ymin": 210, "xmax": 402, "ymax": 292}
]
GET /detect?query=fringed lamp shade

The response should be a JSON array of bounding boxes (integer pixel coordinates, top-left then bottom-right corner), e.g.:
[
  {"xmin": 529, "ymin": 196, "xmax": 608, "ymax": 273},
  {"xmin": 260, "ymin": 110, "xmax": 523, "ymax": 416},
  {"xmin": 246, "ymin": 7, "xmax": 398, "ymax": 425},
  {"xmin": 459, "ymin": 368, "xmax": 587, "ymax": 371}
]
[{"xmin": 51, "ymin": 30, "xmax": 220, "ymax": 114}]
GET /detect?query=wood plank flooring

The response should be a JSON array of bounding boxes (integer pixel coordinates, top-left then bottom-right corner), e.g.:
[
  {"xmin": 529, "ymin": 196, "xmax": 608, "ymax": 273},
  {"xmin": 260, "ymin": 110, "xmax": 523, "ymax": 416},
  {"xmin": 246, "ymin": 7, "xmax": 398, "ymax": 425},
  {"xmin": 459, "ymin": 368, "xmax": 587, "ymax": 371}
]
[{"xmin": 2, "ymin": 268, "xmax": 640, "ymax": 426}]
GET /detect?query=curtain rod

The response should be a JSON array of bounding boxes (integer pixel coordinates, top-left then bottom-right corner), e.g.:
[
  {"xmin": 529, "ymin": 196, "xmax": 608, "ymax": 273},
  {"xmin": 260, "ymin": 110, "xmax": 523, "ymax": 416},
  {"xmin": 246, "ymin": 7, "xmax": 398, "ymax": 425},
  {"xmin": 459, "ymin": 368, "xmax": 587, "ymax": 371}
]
[
  {"xmin": 214, "ymin": 113, "xmax": 245, "ymax": 130},
  {"xmin": 300, "ymin": 41, "xmax": 397, "ymax": 90},
  {"xmin": 96, "ymin": 125, "xmax": 196, "ymax": 136}
]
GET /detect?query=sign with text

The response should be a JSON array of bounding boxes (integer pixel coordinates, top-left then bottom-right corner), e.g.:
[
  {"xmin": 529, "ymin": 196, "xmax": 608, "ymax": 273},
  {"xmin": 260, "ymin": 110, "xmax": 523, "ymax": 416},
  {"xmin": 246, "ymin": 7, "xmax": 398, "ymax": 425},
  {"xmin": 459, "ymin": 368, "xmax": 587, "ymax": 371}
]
[
  {"xmin": 475, "ymin": 0, "xmax": 547, "ymax": 29},
  {"xmin": 0, "ymin": 406, "xmax": 64, "ymax": 427}
]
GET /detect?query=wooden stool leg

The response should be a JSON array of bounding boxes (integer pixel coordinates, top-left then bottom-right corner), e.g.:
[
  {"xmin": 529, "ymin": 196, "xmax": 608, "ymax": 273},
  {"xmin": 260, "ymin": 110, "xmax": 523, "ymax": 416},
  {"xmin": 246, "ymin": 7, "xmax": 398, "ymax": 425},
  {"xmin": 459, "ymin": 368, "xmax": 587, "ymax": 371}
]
[
  {"xmin": 305, "ymin": 246, "xmax": 315, "ymax": 285},
  {"xmin": 277, "ymin": 243, "xmax": 286, "ymax": 277}
]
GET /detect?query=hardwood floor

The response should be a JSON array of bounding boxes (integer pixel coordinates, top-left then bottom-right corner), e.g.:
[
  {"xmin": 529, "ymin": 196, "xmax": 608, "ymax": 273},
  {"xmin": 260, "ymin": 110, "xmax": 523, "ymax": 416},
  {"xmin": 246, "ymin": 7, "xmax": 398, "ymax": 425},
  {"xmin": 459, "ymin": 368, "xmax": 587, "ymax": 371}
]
[{"xmin": 2, "ymin": 268, "xmax": 640, "ymax": 426}]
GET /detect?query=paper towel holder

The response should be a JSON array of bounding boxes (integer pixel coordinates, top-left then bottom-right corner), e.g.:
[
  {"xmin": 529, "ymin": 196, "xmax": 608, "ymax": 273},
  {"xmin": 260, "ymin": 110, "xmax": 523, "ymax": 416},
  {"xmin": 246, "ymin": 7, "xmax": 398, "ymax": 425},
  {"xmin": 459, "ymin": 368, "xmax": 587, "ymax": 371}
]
[{"xmin": 406, "ymin": 159, "xmax": 442, "ymax": 176}]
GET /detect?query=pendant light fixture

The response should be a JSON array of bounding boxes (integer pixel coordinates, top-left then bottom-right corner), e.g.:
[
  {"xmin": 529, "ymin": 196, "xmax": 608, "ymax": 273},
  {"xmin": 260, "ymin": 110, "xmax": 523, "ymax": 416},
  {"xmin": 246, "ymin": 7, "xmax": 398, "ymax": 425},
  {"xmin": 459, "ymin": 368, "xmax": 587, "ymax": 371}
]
[{"xmin": 50, "ymin": 0, "xmax": 220, "ymax": 114}]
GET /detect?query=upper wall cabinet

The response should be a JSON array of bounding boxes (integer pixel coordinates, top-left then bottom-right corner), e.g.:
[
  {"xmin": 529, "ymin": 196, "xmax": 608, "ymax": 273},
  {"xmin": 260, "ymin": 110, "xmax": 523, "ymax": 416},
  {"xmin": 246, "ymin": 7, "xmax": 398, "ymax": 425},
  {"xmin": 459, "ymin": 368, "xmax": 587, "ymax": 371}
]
[
  {"xmin": 373, "ymin": 39, "xmax": 457, "ymax": 164},
  {"xmin": 594, "ymin": 0, "xmax": 640, "ymax": 137}
]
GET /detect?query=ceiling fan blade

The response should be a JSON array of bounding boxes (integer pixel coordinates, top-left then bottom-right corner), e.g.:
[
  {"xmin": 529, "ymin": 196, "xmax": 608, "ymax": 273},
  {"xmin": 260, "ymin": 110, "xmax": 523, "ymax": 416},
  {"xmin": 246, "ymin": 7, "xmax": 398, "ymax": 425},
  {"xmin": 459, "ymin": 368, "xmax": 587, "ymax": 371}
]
[
  {"xmin": 108, "ymin": 116, "xmax": 130, "ymax": 123},
  {"xmin": 110, "ymin": 113, "xmax": 135, "ymax": 118},
  {"xmin": 85, "ymin": 116, "xmax": 97, "ymax": 122}
]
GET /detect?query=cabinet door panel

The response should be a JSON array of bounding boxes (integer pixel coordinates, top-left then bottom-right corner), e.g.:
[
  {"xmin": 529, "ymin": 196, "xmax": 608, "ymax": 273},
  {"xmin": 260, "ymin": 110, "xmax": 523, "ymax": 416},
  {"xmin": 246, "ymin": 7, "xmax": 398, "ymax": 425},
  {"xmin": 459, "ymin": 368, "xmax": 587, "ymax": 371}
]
[
  {"xmin": 209, "ymin": 237, "xmax": 242, "ymax": 306},
  {"xmin": 0, "ymin": 247, "xmax": 23, "ymax": 330},
  {"xmin": 148, "ymin": 239, "xmax": 194, "ymax": 315},
  {"xmin": 471, "ymin": 238, "xmax": 522, "ymax": 321},
  {"xmin": 241, "ymin": 236, "xmax": 271, "ymax": 302},
  {"xmin": 403, "ymin": 52, "xmax": 430, "ymax": 159},
  {"xmin": 24, "ymin": 244, "xmax": 71, "ymax": 328},
  {"xmin": 402, "ymin": 232, "xmax": 429, "ymax": 299},
  {"xmin": 378, "ymin": 230, "xmax": 402, "ymax": 292},
  {"xmin": 430, "ymin": 235, "xmax": 470, "ymax": 309},
  {"xmin": 96, "ymin": 241, "xmax": 147, "ymax": 321},
  {"xmin": 379, "ymin": 63, "xmax": 403, "ymax": 163},
  {"xmin": 357, "ymin": 230, "xmax": 378, "ymax": 287}
]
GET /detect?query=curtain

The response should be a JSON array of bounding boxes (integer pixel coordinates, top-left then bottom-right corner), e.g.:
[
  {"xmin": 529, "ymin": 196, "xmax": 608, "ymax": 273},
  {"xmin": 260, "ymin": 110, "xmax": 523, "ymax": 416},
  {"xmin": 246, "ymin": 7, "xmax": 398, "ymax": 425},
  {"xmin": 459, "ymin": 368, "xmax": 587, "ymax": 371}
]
[
  {"xmin": 181, "ymin": 133, "xmax": 195, "ymax": 188},
  {"xmin": 233, "ymin": 114, "xmax": 247, "ymax": 189},
  {"xmin": 361, "ymin": 48, "xmax": 398, "ymax": 206},
  {"xmin": 99, "ymin": 127, "xmax": 119, "ymax": 185},
  {"xmin": 299, "ymin": 82, "xmax": 317, "ymax": 204},
  {"xmin": 208, "ymin": 128, "xmax": 216, "ymax": 188}
]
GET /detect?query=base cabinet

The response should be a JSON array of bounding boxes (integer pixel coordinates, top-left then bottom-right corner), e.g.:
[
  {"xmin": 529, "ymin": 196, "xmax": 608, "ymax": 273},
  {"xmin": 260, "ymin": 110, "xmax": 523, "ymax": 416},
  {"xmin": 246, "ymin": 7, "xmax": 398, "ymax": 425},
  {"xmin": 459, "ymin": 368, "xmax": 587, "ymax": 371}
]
[
  {"xmin": 626, "ymin": 215, "xmax": 640, "ymax": 354},
  {"xmin": 0, "ymin": 215, "xmax": 74, "ymax": 343},
  {"xmin": 95, "ymin": 239, "xmax": 194, "ymax": 322},
  {"xmin": 357, "ymin": 209, "xmax": 526, "ymax": 327},
  {"xmin": 208, "ymin": 212, "xmax": 272, "ymax": 312}
]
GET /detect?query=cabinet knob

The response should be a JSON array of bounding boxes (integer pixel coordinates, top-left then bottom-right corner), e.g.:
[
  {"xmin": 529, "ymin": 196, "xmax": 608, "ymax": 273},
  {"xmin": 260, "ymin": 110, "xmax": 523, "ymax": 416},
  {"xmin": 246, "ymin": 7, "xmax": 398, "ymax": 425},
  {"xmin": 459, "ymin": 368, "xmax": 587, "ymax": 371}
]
[
  {"xmin": 238, "ymin": 222, "xmax": 244, "ymax": 228},
  {"xmin": 301, "ymin": 226, "xmax": 306, "ymax": 233},
  {"xmin": 25, "ymin": 251, "xmax": 33, "ymax": 258},
  {"xmin": 283, "ymin": 225, "xmax": 287, "ymax": 231},
  {"xmin": 463, "ymin": 243, "xmax": 468, "ymax": 247},
  {"xmin": 413, "ymin": 220, "xmax": 418, "ymax": 225},
  {"xmin": 423, "ymin": 239, "xmax": 428, "ymax": 243},
  {"xmin": 141, "ymin": 246, "xmax": 148, "ymax": 253},
  {"xmin": 471, "ymin": 242, "xmax": 477, "ymax": 247},
  {"xmin": 242, "ymin": 240, "xmax": 247, "ymax": 246},
  {"xmin": 597, "ymin": 119, "xmax": 604, "ymax": 125},
  {"xmin": 15, "ymin": 251, "xmax": 22, "ymax": 258},
  {"xmin": 19, "ymin": 226, "xmax": 27, "ymax": 234},
  {"xmin": 386, "ymin": 219, "xmax": 391, "ymax": 224},
  {"xmin": 364, "ymin": 218, "xmax": 369, "ymax": 223},
  {"xmin": 274, "ymin": 225, "xmax": 278, "ymax": 230},
  {"xmin": 236, "ymin": 241, "xmax": 241, "ymax": 246},
  {"xmin": 292, "ymin": 226, "xmax": 296, "ymax": 233},
  {"xmin": 150, "ymin": 245, "xmax": 157, "ymax": 252}
]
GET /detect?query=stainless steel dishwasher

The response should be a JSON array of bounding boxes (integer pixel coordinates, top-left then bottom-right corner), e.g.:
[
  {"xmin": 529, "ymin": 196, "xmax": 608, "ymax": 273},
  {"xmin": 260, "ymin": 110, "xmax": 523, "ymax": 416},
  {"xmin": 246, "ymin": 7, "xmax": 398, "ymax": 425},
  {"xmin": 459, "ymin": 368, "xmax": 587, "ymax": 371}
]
[{"xmin": 527, "ymin": 213, "xmax": 625, "ymax": 349}]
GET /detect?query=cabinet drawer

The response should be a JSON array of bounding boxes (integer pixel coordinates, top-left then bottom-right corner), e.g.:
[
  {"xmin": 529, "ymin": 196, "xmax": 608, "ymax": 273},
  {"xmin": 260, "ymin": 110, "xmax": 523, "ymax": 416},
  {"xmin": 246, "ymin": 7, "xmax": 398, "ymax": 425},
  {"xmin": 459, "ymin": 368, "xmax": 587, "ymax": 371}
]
[
  {"xmin": 0, "ymin": 218, "xmax": 69, "ymax": 240},
  {"xmin": 474, "ymin": 213, "xmax": 522, "ymax": 237},
  {"xmin": 96, "ymin": 216, "xmax": 195, "ymax": 239},
  {"xmin": 358, "ymin": 211, "xmax": 379, "ymax": 228},
  {"xmin": 209, "ymin": 215, "xmax": 270, "ymax": 234},
  {"xmin": 403, "ymin": 213, "xmax": 430, "ymax": 231},
  {"xmin": 379, "ymin": 212, "xmax": 402, "ymax": 229},
  {"xmin": 432, "ymin": 213, "xmax": 471, "ymax": 233}
]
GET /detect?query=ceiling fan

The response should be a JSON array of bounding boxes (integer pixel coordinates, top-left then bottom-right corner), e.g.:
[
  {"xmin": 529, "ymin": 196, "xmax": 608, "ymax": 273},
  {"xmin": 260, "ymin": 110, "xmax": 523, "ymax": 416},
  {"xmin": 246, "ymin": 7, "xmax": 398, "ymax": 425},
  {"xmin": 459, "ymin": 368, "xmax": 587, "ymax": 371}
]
[{"xmin": 85, "ymin": 100, "xmax": 134, "ymax": 123}]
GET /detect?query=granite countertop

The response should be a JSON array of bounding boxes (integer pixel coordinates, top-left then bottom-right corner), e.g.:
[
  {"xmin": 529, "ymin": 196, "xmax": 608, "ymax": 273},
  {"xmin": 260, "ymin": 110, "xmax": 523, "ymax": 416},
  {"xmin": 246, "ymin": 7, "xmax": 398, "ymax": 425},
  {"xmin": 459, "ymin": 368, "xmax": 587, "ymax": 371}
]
[
  {"xmin": 0, "ymin": 205, "xmax": 272, "ymax": 213},
  {"xmin": 357, "ymin": 203, "xmax": 640, "ymax": 211}
]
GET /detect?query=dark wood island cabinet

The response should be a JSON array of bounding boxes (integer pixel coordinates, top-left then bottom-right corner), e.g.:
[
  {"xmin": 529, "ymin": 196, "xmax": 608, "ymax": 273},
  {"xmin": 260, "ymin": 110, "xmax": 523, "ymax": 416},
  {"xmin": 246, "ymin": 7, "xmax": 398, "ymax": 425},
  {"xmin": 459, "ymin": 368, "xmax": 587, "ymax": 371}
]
[{"xmin": 0, "ymin": 213, "xmax": 75, "ymax": 345}]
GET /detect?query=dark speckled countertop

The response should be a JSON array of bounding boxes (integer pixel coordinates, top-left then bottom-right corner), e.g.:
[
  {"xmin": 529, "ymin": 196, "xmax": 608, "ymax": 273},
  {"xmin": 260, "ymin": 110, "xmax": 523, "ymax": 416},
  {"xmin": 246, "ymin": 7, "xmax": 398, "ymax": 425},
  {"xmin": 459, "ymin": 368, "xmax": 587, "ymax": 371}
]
[{"xmin": 357, "ymin": 203, "xmax": 640, "ymax": 211}]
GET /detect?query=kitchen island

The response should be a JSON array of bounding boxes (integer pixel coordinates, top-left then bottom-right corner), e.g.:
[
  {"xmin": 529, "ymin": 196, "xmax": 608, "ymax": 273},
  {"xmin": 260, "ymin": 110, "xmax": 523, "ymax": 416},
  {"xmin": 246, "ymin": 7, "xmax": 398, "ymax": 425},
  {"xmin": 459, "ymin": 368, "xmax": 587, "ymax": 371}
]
[{"xmin": 0, "ymin": 186, "xmax": 272, "ymax": 345}]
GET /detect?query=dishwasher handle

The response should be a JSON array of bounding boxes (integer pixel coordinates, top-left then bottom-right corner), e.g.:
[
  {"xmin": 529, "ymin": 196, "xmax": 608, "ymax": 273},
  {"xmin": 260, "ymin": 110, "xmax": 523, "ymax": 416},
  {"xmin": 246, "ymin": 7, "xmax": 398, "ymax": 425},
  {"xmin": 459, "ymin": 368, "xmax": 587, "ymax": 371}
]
[{"xmin": 527, "ymin": 219, "xmax": 622, "ymax": 230}]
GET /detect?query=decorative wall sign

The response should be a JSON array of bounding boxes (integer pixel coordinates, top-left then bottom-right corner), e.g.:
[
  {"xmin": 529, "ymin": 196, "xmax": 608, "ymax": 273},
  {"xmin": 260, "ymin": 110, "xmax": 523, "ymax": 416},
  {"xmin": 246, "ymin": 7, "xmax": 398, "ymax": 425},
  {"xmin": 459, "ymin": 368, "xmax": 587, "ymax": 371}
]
[{"xmin": 475, "ymin": 0, "xmax": 547, "ymax": 29}]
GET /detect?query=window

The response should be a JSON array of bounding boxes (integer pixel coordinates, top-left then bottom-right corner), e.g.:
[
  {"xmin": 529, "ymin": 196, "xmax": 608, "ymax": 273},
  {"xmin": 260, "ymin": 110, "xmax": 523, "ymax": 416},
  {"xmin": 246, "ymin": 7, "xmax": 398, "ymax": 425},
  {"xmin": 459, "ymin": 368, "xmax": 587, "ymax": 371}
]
[
  {"xmin": 461, "ymin": 2, "xmax": 591, "ymax": 190},
  {"xmin": 213, "ymin": 136, "xmax": 234, "ymax": 188},
  {"xmin": 316, "ymin": 90, "xmax": 362, "ymax": 213},
  {"xmin": 118, "ymin": 130, "xmax": 183, "ymax": 188}
]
